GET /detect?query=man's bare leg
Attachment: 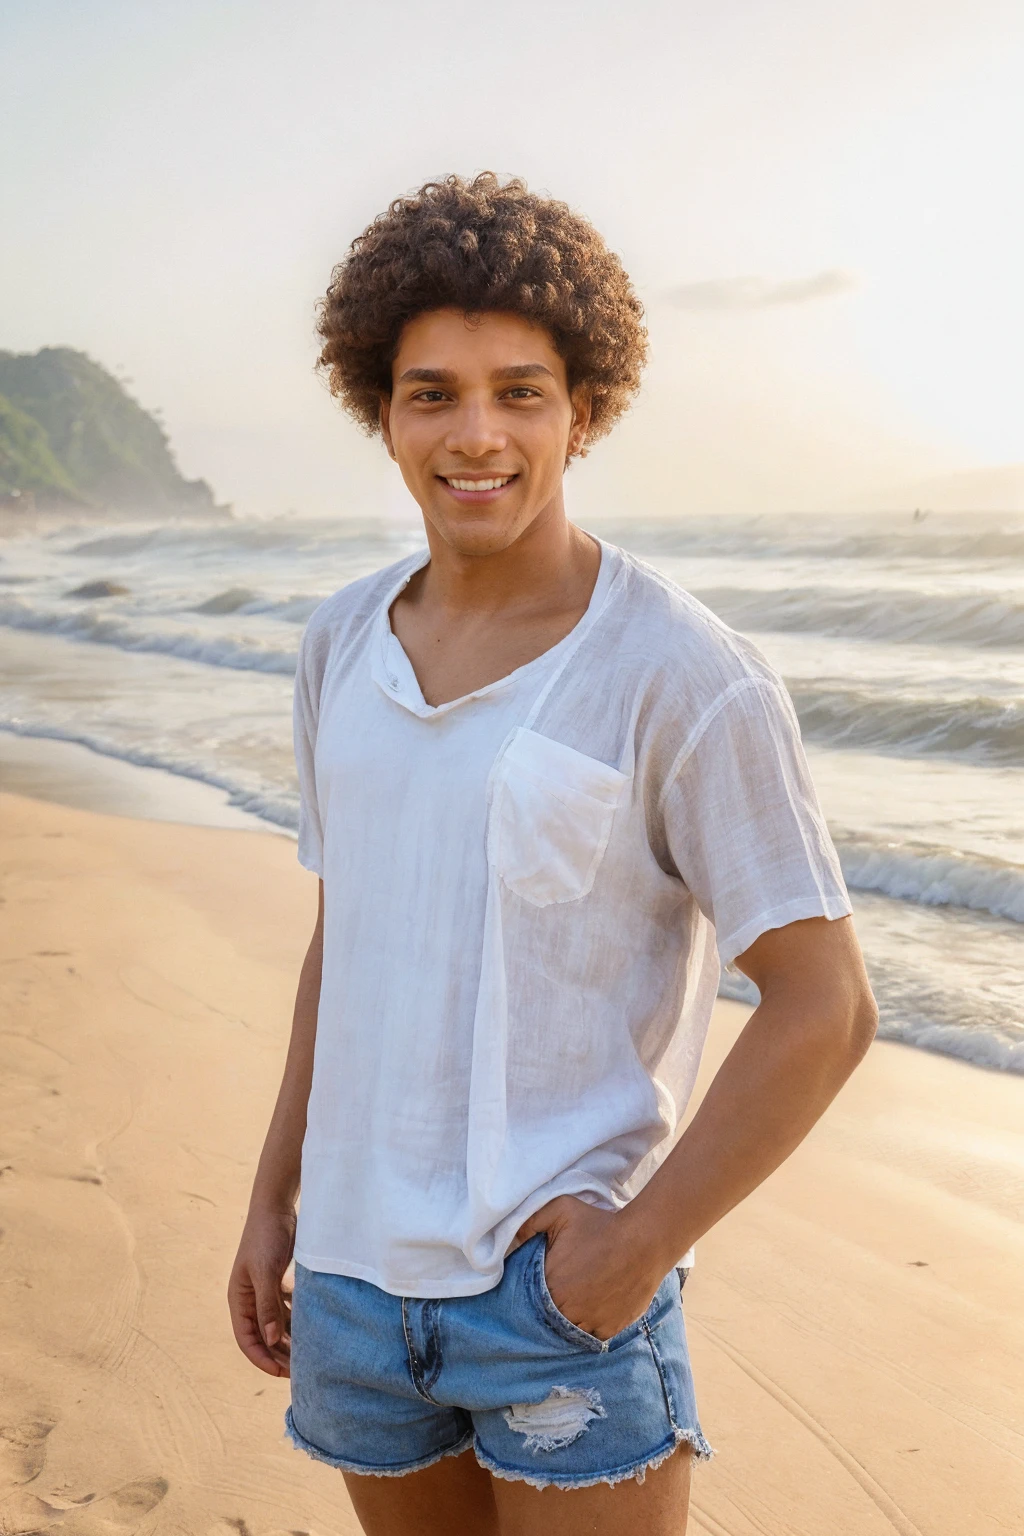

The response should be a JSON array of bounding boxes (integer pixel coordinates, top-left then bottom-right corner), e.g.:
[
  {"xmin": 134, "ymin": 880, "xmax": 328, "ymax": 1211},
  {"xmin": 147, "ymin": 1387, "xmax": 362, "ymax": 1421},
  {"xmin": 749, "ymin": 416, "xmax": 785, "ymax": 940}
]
[
  {"xmin": 343, "ymin": 1449, "xmax": 498, "ymax": 1536},
  {"xmin": 343, "ymin": 1442, "xmax": 691, "ymax": 1535},
  {"xmin": 492, "ymin": 1441, "xmax": 692, "ymax": 1535}
]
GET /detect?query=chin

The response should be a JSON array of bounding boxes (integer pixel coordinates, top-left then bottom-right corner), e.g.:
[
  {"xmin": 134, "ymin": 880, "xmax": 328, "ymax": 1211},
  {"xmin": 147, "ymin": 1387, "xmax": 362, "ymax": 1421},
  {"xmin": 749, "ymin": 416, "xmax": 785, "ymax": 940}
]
[{"xmin": 429, "ymin": 505, "xmax": 533, "ymax": 557}]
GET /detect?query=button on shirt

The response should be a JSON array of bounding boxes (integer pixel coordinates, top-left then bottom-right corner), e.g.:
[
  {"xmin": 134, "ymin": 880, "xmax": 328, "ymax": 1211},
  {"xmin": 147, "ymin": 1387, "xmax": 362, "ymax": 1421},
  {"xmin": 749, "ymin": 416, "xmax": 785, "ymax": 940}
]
[{"xmin": 292, "ymin": 539, "xmax": 851, "ymax": 1297}]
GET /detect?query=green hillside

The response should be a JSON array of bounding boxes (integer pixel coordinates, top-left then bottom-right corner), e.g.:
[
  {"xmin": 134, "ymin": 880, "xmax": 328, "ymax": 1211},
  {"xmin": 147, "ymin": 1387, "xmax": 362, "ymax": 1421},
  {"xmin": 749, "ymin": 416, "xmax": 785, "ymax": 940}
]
[
  {"xmin": 0, "ymin": 394, "xmax": 79, "ymax": 499},
  {"xmin": 0, "ymin": 347, "xmax": 223, "ymax": 513}
]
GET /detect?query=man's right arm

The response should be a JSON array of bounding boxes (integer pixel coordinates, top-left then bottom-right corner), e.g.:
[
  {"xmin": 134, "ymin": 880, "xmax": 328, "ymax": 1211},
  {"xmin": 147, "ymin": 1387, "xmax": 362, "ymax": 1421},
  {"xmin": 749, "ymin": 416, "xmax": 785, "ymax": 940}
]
[{"xmin": 227, "ymin": 879, "xmax": 324, "ymax": 1377}]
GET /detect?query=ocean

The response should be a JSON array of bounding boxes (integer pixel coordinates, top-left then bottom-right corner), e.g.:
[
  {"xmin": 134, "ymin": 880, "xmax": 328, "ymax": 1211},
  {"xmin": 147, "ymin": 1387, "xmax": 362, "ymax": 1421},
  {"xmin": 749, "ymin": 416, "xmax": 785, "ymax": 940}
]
[{"xmin": 1, "ymin": 510, "xmax": 1021, "ymax": 1074}]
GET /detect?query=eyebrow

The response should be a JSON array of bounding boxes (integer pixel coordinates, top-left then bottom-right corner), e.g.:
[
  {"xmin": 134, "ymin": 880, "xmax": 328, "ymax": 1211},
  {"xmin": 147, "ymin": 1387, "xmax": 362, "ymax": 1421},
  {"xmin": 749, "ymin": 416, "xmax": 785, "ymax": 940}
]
[
  {"xmin": 493, "ymin": 364, "xmax": 556, "ymax": 381},
  {"xmin": 397, "ymin": 367, "xmax": 457, "ymax": 384},
  {"xmin": 396, "ymin": 363, "xmax": 556, "ymax": 384}
]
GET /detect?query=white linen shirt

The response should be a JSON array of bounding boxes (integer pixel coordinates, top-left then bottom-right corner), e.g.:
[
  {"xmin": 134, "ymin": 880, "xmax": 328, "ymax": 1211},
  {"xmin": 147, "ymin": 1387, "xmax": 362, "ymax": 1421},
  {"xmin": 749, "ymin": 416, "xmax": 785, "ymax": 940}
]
[{"xmin": 291, "ymin": 538, "xmax": 851, "ymax": 1297}]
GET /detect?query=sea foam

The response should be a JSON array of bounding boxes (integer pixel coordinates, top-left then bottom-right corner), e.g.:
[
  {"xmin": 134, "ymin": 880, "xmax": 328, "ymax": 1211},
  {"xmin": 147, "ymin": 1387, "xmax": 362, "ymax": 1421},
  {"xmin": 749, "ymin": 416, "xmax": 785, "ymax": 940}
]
[
  {"xmin": 718, "ymin": 943, "xmax": 1024, "ymax": 1075},
  {"xmin": 0, "ymin": 719, "xmax": 300, "ymax": 831}
]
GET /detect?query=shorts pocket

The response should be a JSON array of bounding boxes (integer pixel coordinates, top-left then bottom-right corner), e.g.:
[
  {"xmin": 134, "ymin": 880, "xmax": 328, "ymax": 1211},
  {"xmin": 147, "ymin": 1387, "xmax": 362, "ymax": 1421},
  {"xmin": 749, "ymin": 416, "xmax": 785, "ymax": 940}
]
[
  {"xmin": 489, "ymin": 728, "xmax": 630, "ymax": 907},
  {"xmin": 527, "ymin": 1235, "xmax": 667, "ymax": 1354}
]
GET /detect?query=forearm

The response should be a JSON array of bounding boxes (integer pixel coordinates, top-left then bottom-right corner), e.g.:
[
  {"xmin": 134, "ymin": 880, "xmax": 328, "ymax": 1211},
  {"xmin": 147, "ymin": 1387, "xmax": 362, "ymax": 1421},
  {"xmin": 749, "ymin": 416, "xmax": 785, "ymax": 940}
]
[
  {"xmin": 623, "ymin": 942, "xmax": 877, "ymax": 1273},
  {"xmin": 247, "ymin": 891, "xmax": 324, "ymax": 1216}
]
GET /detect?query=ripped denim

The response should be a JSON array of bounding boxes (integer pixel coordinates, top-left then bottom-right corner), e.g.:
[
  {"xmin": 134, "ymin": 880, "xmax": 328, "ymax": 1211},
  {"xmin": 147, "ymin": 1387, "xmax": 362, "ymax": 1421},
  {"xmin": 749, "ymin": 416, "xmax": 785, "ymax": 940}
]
[{"xmin": 284, "ymin": 1232, "xmax": 713, "ymax": 1491}]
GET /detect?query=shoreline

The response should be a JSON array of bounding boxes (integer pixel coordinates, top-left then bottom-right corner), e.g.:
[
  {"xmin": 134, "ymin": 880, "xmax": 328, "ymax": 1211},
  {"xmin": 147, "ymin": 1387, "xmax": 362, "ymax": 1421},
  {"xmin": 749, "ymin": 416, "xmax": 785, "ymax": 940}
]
[
  {"xmin": 1, "ymin": 792, "xmax": 1022, "ymax": 1532},
  {"xmin": 0, "ymin": 726, "xmax": 282, "ymax": 832}
]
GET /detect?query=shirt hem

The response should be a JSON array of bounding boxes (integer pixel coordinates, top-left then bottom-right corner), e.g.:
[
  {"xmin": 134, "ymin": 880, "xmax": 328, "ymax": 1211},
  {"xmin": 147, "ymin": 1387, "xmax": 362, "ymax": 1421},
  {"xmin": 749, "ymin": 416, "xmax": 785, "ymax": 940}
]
[
  {"xmin": 718, "ymin": 892, "xmax": 853, "ymax": 967},
  {"xmin": 292, "ymin": 1248, "xmax": 505, "ymax": 1299}
]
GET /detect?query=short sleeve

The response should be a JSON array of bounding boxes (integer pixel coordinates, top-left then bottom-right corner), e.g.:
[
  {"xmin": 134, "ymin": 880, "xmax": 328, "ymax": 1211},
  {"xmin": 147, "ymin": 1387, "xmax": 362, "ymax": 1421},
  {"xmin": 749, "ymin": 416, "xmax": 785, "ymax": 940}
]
[
  {"xmin": 660, "ymin": 678, "xmax": 851, "ymax": 965},
  {"xmin": 292, "ymin": 620, "xmax": 325, "ymax": 877}
]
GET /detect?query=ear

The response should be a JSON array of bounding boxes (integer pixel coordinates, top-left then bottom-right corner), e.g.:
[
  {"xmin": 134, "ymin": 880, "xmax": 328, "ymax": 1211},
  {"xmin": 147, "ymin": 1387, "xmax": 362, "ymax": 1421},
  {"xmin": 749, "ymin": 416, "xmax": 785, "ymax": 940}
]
[
  {"xmin": 566, "ymin": 387, "xmax": 593, "ymax": 462},
  {"xmin": 379, "ymin": 395, "xmax": 397, "ymax": 461}
]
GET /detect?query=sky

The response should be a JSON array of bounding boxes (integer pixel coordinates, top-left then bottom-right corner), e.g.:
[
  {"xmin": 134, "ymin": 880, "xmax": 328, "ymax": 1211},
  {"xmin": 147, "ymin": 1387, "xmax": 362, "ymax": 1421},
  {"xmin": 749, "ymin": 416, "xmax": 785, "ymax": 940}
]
[{"xmin": 2, "ymin": 0, "xmax": 1022, "ymax": 519}]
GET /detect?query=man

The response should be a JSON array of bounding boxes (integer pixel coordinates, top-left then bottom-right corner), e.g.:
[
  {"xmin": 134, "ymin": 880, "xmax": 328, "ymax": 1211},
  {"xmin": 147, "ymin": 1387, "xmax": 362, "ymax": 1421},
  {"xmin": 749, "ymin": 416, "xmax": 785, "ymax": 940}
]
[{"xmin": 228, "ymin": 173, "xmax": 877, "ymax": 1536}]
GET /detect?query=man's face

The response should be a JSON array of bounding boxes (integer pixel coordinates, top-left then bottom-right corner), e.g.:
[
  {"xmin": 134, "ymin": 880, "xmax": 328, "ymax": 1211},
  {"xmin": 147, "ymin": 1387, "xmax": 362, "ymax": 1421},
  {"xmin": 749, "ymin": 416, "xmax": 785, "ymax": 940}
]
[{"xmin": 380, "ymin": 308, "xmax": 589, "ymax": 557}]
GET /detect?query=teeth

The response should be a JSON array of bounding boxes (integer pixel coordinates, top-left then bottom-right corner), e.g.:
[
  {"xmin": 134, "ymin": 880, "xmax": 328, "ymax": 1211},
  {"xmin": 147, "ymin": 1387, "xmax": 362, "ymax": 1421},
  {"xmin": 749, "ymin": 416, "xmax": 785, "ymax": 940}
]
[{"xmin": 446, "ymin": 476, "xmax": 513, "ymax": 491}]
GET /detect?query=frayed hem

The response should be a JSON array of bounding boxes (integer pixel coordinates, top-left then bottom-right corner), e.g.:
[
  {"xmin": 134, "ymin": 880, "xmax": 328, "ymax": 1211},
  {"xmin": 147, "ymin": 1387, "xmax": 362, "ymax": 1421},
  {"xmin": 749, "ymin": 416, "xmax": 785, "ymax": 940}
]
[
  {"xmin": 472, "ymin": 1425, "xmax": 715, "ymax": 1492},
  {"xmin": 643, "ymin": 1425, "xmax": 715, "ymax": 1476},
  {"xmin": 282, "ymin": 1405, "xmax": 474, "ymax": 1478}
]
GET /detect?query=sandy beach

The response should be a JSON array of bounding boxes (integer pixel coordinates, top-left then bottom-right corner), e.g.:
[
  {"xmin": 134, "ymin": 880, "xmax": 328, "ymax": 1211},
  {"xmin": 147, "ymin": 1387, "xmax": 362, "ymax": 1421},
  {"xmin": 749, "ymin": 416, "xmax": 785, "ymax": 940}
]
[{"xmin": 2, "ymin": 787, "xmax": 1023, "ymax": 1535}]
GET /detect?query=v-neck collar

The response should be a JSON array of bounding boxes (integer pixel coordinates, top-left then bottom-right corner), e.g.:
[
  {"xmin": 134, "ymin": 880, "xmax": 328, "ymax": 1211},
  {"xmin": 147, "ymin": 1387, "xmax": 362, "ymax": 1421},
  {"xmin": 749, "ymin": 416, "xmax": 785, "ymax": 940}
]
[{"xmin": 370, "ymin": 539, "xmax": 621, "ymax": 719}]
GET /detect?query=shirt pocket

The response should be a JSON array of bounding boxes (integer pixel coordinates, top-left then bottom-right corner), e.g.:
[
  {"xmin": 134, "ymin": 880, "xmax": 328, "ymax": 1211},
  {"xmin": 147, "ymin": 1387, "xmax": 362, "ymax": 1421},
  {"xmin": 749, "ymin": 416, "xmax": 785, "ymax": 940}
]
[{"xmin": 488, "ymin": 727, "xmax": 630, "ymax": 907}]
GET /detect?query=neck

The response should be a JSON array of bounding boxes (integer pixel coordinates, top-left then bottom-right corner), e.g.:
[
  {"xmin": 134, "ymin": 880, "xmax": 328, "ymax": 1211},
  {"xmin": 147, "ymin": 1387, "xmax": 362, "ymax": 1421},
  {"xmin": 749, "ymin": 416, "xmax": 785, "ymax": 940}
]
[{"xmin": 417, "ymin": 498, "xmax": 597, "ymax": 616}]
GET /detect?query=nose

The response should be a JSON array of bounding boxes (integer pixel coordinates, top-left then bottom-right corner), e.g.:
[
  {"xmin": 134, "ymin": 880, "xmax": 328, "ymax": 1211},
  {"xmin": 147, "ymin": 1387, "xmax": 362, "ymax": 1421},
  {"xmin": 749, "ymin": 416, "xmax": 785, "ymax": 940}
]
[{"xmin": 444, "ymin": 397, "xmax": 508, "ymax": 460}]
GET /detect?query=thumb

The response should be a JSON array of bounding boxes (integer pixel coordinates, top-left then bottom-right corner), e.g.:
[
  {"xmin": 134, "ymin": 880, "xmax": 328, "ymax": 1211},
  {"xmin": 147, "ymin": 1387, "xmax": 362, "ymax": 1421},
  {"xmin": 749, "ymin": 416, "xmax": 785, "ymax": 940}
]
[
  {"xmin": 254, "ymin": 1270, "xmax": 286, "ymax": 1347},
  {"xmin": 514, "ymin": 1196, "xmax": 570, "ymax": 1248}
]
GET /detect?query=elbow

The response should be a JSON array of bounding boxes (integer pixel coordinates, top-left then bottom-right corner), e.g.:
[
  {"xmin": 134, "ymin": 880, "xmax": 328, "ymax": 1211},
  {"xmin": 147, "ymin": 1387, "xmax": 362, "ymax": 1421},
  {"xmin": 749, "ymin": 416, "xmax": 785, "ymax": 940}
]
[
  {"xmin": 847, "ymin": 983, "xmax": 879, "ymax": 1063},
  {"xmin": 806, "ymin": 975, "xmax": 877, "ymax": 1073}
]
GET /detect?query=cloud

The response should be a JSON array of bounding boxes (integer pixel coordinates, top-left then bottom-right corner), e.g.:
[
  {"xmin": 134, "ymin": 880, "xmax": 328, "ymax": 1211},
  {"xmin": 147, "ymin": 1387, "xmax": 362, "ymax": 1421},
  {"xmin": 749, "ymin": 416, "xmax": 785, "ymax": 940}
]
[{"xmin": 666, "ymin": 269, "xmax": 858, "ymax": 311}]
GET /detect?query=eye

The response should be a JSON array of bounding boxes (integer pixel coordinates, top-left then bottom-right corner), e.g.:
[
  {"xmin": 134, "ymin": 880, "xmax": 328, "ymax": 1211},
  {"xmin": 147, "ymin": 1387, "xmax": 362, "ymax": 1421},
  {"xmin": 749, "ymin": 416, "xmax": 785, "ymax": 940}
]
[
  {"xmin": 505, "ymin": 386, "xmax": 541, "ymax": 400},
  {"xmin": 413, "ymin": 389, "xmax": 448, "ymax": 403}
]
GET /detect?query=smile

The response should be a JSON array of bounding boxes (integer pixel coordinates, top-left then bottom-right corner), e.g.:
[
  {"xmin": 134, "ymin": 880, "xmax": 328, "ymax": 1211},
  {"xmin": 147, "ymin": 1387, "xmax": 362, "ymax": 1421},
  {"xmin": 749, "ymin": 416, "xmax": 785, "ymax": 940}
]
[{"xmin": 441, "ymin": 474, "xmax": 518, "ymax": 491}]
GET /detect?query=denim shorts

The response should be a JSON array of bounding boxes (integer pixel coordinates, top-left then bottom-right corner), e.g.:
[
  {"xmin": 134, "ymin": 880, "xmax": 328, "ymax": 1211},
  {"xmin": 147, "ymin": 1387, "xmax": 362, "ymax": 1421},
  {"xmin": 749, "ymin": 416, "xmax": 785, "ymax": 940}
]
[{"xmin": 283, "ymin": 1231, "xmax": 713, "ymax": 1491}]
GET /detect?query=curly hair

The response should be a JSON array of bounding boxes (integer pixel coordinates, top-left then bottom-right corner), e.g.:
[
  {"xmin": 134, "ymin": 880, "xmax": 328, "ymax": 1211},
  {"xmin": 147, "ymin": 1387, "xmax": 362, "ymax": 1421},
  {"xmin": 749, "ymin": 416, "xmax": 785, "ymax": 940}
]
[{"xmin": 315, "ymin": 173, "xmax": 647, "ymax": 452}]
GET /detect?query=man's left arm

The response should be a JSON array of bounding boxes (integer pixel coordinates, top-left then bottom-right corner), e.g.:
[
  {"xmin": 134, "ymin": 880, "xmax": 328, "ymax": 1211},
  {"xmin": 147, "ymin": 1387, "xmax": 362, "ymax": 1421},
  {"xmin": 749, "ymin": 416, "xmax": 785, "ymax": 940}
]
[{"xmin": 516, "ymin": 911, "xmax": 877, "ymax": 1340}]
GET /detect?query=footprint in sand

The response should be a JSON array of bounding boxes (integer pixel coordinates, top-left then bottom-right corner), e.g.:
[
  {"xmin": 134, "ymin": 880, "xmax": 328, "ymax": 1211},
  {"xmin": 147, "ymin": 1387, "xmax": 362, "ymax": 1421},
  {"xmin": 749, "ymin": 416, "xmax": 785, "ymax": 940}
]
[
  {"xmin": 0, "ymin": 1414, "xmax": 56, "ymax": 1486},
  {"xmin": 0, "ymin": 1488, "xmax": 93, "ymax": 1534},
  {"xmin": 1, "ymin": 1476, "xmax": 169, "ymax": 1534}
]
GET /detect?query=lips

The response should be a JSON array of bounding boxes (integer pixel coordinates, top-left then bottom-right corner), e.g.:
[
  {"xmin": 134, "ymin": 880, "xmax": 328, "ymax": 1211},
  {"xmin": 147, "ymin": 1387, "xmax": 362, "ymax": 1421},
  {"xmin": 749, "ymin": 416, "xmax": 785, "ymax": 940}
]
[{"xmin": 437, "ymin": 473, "xmax": 520, "ymax": 500}]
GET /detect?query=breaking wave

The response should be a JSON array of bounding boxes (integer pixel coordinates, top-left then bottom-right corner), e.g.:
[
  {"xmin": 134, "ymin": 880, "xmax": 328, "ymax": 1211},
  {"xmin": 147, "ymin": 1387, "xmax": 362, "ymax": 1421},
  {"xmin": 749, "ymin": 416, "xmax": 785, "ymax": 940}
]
[
  {"xmin": 592, "ymin": 514, "xmax": 1024, "ymax": 565},
  {"xmin": 789, "ymin": 682, "xmax": 1024, "ymax": 765},
  {"xmin": 65, "ymin": 516, "xmax": 420, "ymax": 560},
  {"xmin": 694, "ymin": 585, "xmax": 1024, "ymax": 648},
  {"xmin": 0, "ymin": 595, "xmax": 300, "ymax": 673},
  {"xmin": 835, "ymin": 835, "xmax": 1024, "ymax": 923}
]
